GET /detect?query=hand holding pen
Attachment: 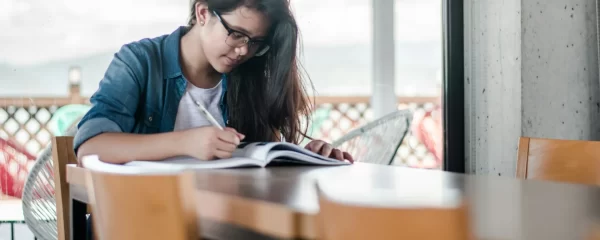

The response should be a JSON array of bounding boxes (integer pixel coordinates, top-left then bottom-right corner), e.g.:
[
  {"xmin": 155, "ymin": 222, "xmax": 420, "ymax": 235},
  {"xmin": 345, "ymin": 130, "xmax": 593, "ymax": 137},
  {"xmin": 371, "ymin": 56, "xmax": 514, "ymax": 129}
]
[{"xmin": 177, "ymin": 99, "xmax": 244, "ymax": 160}]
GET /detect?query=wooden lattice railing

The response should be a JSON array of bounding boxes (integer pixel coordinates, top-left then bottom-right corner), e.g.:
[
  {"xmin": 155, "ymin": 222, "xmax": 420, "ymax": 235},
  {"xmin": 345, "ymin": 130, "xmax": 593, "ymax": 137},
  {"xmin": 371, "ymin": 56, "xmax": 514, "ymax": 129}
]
[
  {"xmin": 0, "ymin": 83, "xmax": 87, "ymax": 157},
  {"xmin": 310, "ymin": 96, "xmax": 441, "ymax": 168},
  {"xmin": 0, "ymin": 105, "xmax": 57, "ymax": 157},
  {"xmin": 1, "ymin": 88, "xmax": 441, "ymax": 169}
]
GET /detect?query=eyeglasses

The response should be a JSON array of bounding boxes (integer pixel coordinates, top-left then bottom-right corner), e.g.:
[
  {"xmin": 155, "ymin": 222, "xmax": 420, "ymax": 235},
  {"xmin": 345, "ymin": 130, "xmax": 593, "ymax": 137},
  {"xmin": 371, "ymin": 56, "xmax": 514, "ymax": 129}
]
[{"xmin": 212, "ymin": 10, "xmax": 270, "ymax": 57}]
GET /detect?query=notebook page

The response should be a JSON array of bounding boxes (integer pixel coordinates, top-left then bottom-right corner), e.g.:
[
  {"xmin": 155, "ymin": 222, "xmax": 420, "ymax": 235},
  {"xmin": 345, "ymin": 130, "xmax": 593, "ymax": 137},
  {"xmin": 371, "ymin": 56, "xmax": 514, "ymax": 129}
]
[
  {"xmin": 125, "ymin": 156, "xmax": 265, "ymax": 169},
  {"xmin": 267, "ymin": 151, "xmax": 350, "ymax": 166}
]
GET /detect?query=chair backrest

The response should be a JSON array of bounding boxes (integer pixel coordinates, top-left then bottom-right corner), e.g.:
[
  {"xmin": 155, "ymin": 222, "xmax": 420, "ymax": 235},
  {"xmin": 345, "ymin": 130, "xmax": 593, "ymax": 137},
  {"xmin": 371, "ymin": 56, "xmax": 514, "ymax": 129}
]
[
  {"xmin": 332, "ymin": 109, "xmax": 412, "ymax": 165},
  {"xmin": 517, "ymin": 137, "xmax": 600, "ymax": 185},
  {"xmin": 21, "ymin": 139, "xmax": 59, "ymax": 240},
  {"xmin": 82, "ymin": 155, "xmax": 198, "ymax": 240},
  {"xmin": 21, "ymin": 125, "xmax": 79, "ymax": 240},
  {"xmin": 52, "ymin": 136, "xmax": 78, "ymax": 240},
  {"xmin": 315, "ymin": 183, "xmax": 473, "ymax": 240}
]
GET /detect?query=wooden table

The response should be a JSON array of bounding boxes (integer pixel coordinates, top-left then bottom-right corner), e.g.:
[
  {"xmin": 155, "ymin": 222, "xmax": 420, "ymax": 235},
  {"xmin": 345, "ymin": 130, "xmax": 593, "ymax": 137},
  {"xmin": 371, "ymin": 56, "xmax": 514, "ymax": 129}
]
[{"xmin": 67, "ymin": 163, "xmax": 600, "ymax": 240}]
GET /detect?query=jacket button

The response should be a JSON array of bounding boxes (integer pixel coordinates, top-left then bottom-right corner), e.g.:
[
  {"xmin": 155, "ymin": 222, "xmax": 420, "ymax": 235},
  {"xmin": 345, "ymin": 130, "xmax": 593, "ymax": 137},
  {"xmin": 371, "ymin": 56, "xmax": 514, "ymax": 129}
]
[{"xmin": 149, "ymin": 116, "xmax": 153, "ymax": 122}]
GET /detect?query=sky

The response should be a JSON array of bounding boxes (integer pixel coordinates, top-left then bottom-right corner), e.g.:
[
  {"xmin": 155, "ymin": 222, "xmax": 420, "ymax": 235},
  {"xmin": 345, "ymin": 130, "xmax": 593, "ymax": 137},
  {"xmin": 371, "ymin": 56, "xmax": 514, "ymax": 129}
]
[{"xmin": 0, "ymin": 0, "xmax": 442, "ymax": 96}]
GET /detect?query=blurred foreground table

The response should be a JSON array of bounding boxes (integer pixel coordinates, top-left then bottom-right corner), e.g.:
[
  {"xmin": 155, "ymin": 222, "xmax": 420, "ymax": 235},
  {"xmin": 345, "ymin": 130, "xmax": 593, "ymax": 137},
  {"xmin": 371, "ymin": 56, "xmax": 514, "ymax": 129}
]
[{"xmin": 67, "ymin": 163, "xmax": 600, "ymax": 240}]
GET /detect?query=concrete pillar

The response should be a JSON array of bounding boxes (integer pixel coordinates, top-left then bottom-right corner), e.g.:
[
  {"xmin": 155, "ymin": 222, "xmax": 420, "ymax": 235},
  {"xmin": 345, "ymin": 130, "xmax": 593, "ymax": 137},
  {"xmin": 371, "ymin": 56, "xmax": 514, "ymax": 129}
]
[
  {"xmin": 371, "ymin": 0, "xmax": 397, "ymax": 118},
  {"xmin": 465, "ymin": 0, "xmax": 600, "ymax": 176},
  {"xmin": 521, "ymin": 1, "xmax": 600, "ymax": 140},
  {"xmin": 465, "ymin": 0, "xmax": 522, "ymax": 176}
]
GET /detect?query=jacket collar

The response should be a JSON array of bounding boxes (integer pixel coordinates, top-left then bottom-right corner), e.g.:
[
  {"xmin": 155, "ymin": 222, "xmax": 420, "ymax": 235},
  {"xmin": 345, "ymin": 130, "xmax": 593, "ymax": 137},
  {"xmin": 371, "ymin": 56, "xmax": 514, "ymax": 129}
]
[
  {"xmin": 162, "ymin": 26, "xmax": 229, "ymax": 95},
  {"xmin": 162, "ymin": 26, "xmax": 188, "ymax": 79}
]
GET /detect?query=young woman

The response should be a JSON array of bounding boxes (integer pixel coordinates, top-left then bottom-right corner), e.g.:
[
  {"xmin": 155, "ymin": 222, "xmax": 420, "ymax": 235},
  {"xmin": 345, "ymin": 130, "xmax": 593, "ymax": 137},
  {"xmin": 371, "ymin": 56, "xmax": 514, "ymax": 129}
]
[{"xmin": 74, "ymin": 0, "xmax": 354, "ymax": 164}]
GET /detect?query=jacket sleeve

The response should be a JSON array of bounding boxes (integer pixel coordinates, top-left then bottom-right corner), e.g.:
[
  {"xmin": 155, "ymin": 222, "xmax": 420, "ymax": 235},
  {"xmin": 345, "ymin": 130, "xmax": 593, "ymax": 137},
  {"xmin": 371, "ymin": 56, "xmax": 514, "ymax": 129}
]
[{"xmin": 73, "ymin": 44, "xmax": 145, "ymax": 155}]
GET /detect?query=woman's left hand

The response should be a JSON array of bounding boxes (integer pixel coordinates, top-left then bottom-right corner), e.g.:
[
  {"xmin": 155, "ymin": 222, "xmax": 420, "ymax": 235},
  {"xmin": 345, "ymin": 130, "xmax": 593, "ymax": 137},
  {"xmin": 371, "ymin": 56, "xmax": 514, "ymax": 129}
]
[{"xmin": 305, "ymin": 140, "xmax": 354, "ymax": 163}]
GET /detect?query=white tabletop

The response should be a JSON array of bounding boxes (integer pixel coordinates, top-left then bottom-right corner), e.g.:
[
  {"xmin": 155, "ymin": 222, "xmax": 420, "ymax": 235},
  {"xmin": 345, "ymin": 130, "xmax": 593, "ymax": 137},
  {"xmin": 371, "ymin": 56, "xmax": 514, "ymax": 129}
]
[{"xmin": 0, "ymin": 199, "xmax": 24, "ymax": 221}]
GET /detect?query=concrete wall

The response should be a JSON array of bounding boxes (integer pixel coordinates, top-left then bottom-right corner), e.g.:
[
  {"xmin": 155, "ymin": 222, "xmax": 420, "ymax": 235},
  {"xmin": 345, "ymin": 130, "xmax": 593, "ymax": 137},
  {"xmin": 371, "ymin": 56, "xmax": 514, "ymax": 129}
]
[
  {"xmin": 521, "ymin": 1, "xmax": 600, "ymax": 140},
  {"xmin": 465, "ymin": 0, "xmax": 600, "ymax": 176}
]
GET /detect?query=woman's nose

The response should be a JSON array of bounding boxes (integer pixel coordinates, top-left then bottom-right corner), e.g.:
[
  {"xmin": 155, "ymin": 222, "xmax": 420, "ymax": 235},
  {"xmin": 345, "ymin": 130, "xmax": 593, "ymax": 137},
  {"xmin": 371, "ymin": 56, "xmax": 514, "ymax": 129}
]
[{"xmin": 235, "ymin": 45, "xmax": 248, "ymax": 58}]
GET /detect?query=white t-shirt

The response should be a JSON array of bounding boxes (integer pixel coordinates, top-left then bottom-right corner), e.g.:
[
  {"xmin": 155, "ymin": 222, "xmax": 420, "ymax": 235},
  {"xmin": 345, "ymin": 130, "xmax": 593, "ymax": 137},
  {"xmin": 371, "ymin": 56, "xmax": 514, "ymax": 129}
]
[{"xmin": 174, "ymin": 80, "xmax": 225, "ymax": 131}]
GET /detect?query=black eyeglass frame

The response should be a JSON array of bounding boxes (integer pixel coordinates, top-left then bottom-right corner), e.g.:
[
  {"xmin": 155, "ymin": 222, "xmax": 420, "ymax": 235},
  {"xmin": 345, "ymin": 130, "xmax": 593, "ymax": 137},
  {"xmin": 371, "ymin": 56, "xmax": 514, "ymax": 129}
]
[{"xmin": 212, "ymin": 10, "xmax": 270, "ymax": 57}]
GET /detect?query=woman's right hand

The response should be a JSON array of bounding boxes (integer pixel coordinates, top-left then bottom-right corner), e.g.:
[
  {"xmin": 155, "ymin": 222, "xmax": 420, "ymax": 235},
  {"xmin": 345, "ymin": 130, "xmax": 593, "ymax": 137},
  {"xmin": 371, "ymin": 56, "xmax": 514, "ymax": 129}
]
[{"xmin": 179, "ymin": 126, "xmax": 245, "ymax": 160}]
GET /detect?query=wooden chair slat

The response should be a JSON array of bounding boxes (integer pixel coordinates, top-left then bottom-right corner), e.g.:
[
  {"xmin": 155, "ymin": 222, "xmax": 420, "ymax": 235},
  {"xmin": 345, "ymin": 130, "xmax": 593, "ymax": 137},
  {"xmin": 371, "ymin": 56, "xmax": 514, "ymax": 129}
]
[
  {"xmin": 51, "ymin": 136, "xmax": 77, "ymax": 240},
  {"xmin": 516, "ymin": 137, "xmax": 600, "ymax": 185}
]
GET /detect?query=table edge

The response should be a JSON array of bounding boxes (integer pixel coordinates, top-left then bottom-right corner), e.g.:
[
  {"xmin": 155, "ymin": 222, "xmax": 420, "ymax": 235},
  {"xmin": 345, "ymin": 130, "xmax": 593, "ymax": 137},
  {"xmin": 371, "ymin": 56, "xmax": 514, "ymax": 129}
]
[{"xmin": 66, "ymin": 165, "xmax": 317, "ymax": 239}]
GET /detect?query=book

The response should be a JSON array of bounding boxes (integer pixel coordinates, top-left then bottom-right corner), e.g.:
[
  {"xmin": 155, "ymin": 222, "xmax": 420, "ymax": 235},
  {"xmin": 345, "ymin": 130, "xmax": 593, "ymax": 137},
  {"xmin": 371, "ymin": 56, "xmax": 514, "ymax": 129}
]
[{"xmin": 124, "ymin": 142, "xmax": 351, "ymax": 170}]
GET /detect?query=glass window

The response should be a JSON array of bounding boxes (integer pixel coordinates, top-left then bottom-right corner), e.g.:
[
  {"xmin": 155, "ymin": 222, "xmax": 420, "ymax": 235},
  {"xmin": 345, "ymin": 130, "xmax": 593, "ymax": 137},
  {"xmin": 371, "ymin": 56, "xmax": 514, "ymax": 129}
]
[
  {"xmin": 394, "ymin": 0, "xmax": 443, "ymax": 169},
  {"xmin": 291, "ymin": 0, "xmax": 372, "ymax": 96},
  {"xmin": 0, "ymin": 0, "xmax": 443, "ymax": 170}
]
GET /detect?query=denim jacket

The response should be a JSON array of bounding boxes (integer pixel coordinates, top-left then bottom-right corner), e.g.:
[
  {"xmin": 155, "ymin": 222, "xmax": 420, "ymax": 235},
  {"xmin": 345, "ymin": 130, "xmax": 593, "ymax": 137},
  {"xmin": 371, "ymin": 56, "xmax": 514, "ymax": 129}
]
[{"xmin": 73, "ymin": 26, "xmax": 228, "ymax": 154}]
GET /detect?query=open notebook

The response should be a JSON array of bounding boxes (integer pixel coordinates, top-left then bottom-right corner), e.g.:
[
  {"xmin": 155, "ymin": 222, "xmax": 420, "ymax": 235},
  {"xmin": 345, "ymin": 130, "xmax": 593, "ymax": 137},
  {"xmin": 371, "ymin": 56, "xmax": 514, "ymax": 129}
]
[{"xmin": 125, "ymin": 142, "xmax": 351, "ymax": 170}]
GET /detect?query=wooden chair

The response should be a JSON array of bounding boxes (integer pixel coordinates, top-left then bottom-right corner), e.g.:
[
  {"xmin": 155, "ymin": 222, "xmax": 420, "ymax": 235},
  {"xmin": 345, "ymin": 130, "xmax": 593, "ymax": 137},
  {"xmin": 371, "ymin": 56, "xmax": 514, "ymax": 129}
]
[
  {"xmin": 53, "ymin": 136, "xmax": 79, "ymax": 240},
  {"xmin": 314, "ymin": 183, "xmax": 473, "ymax": 240},
  {"xmin": 21, "ymin": 133, "xmax": 78, "ymax": 240},
  {"xmin": 81, "ymin": 155, "xmax": 198, "ymax": 240},
  {"xmin": 517, "ymin": 137, "xmax": 600, "ymax": 185}
]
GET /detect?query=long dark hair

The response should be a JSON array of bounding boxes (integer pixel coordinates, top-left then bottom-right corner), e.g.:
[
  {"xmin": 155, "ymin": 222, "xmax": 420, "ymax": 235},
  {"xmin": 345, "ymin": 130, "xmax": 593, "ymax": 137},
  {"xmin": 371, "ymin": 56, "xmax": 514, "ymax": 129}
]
[{"xmin": 189, "ymin": 0, "xmax": 314, "ymax": 144}]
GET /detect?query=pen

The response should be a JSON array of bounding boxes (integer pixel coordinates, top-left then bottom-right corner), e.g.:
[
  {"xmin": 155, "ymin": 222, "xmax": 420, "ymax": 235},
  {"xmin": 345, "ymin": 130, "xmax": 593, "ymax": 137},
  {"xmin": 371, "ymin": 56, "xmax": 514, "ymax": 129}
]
[{"xmin": 191, "ymin": 99, "xmax": 224, "ymax": 130}]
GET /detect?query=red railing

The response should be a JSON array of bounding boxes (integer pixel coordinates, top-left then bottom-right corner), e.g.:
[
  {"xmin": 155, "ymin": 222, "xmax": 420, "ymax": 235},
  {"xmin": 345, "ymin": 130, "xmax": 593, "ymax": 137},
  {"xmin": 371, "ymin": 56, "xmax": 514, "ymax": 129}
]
[{"xmin": 0, "ymin": 138, "xmax": 36, "ymax": 198}]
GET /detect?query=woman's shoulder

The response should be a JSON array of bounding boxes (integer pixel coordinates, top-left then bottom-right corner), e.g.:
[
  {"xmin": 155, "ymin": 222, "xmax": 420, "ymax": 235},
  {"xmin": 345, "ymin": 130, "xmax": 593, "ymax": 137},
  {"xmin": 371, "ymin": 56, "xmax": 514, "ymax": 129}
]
[
  {"xmin": 126, "ymin": 30, "xmax": 172, "ymax": 52},
  {"xmin": 115, "ymin": 34, "xmax": 169, "ymax": 66},
  {"xmin": 112, "ymin": 27, "xmax": 185, "ymax": 78}
]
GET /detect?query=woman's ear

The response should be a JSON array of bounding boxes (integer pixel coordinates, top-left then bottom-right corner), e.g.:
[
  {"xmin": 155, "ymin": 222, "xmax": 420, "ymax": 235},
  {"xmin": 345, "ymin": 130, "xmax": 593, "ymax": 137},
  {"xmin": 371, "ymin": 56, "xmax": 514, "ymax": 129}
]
[{"xmin": 195, "ymin": 2, "xmax": 210, "ymax": 26}]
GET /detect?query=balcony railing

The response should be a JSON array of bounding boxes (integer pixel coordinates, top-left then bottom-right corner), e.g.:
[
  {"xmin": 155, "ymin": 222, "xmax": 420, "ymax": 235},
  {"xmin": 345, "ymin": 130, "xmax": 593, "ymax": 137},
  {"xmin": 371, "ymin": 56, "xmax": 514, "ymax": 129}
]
[{"xmin": 0, "ymin": 85, "xmax": 441, "ymax": 169}]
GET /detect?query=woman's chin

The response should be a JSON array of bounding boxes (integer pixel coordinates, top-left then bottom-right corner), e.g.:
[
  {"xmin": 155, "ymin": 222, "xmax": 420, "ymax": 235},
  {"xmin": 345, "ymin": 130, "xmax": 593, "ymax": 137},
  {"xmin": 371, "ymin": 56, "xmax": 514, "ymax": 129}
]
[{"xmin": 213, "ymin": 64, "xmax": 234, "ymax": 74}]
